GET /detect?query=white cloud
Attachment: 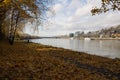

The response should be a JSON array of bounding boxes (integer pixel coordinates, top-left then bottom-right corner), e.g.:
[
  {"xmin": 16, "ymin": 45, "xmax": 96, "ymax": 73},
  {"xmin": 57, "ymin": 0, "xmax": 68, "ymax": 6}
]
[
  {"xmin": 53, "ymin": 4, "xmax": 63, "ymax": 13},
  {"xmin": 75, "ymin": 4, "xmax": 92, "ymax": 17},
  {"xmin": 24, "ymin": 0, "xmax": 120, "ymax": 36}
]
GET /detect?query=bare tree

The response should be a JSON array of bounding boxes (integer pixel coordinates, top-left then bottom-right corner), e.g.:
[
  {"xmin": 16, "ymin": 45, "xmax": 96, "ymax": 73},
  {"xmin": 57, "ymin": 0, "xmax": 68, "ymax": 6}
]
[{"xmin": 91, "ymin": 0, "xmax": 120, "ymax": 15}]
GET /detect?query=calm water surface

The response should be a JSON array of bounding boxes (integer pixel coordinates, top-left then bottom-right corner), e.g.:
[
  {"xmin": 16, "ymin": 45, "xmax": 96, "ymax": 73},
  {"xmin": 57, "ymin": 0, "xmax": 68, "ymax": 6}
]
[{"xmin": 31, "ymin": 39, "xmax": 120, "ymax": 58}]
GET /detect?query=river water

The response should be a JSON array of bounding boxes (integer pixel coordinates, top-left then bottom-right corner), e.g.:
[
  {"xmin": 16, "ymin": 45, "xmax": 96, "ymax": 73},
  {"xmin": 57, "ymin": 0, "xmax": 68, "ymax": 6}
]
[{"xmin": 31, "ymin": 39, "xmax": 120, "ymax": 58}]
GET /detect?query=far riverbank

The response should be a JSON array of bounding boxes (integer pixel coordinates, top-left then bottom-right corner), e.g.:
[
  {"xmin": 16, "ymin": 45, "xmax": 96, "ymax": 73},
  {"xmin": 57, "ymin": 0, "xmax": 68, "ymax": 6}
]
[{"xmin": 72, "ymin": 37, "xmax": 120, "ymax": 40}]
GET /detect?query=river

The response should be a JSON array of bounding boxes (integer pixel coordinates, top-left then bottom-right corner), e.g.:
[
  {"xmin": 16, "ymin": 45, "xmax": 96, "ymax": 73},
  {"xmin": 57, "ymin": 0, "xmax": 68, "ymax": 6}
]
[{"xmin": 31, "ymin": 39, "xmax": 120, "ymax": 59}]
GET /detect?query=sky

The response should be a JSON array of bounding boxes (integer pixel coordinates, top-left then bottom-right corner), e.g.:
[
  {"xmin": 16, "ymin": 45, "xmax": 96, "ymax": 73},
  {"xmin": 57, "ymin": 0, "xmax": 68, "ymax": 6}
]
[{"xmin": 24, "ymin": 0, "xmax": 120, "ymax": 37}]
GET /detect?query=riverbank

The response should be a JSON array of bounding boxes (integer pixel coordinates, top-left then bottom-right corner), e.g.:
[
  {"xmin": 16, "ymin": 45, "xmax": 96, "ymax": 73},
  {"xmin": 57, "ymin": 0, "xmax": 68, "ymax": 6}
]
[
  {"xmin": 0, "ymin": 41, "xmax": 120, "ymax": 80},
  {"xmin": 75, "ymin": 37, "xmax": 120, "ymax": 40},
  {"xmin": 90, "ymin": 38, "xmax": 120, "ymax": 40}
]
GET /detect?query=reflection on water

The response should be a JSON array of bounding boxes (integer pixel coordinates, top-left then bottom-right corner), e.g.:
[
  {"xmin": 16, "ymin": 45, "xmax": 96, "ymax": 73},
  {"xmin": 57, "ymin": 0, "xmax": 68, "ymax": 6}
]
[{"xmin": 31, "ymin": 39, "xmax": 120, "ymax": 58}]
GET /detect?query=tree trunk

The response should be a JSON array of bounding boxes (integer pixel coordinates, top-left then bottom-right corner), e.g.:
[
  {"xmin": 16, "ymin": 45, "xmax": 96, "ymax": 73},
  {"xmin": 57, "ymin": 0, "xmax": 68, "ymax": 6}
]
[
  {"xmin": 8, "ymin": 9, "xmax": 20, "ymax": 45},
  {"xmin": 0, "ymin": 19, "xmax": 5, "ymax": 41},
  {"xmin": 0, "ymin": 24, "xmax": 3, "ymax": 40},
  {"xmin": 0, "ymin": 11, "xmax": 4, "ymax": 40},
  {"xmin": 8, "ymin": 35, "xmax": 14, "ymax": 45}
]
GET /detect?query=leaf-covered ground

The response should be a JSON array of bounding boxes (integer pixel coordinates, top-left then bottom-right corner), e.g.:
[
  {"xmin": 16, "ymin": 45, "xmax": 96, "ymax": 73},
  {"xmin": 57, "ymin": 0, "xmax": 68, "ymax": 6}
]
[{"xmin": 0, "ymin": 41, "xmax": 120, "ymax": 80}]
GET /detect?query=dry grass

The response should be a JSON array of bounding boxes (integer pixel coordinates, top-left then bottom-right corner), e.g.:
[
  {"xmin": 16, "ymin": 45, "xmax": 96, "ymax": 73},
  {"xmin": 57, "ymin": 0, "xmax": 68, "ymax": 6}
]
[{"xmin": 0, "ymin": 41, "xmax": 120, "ymax": 80}]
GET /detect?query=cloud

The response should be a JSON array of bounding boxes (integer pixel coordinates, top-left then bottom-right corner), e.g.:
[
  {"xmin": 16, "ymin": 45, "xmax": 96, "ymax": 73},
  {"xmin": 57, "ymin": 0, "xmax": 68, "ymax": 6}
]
[
  {"xmin": 75, "ymin": 4, "xmax": 92, "ymax": 17},
  {"xmin": 53, "ymin": 4, "xmax": 63, "ymax": 13},
  {"xmin": 24, "ymin": 0, "xmax": 120, "ymax": 36},
  {"xmin": 67, "ymin": 4, "xmax": 92, "ymax": 22},
  {"xmin": 65, "ymin": 0, "xmax": 120, "ymax": 32}
]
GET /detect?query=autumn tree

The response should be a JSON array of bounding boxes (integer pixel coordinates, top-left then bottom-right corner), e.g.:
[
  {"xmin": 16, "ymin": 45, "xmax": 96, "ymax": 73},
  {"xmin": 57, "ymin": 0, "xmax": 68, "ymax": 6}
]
[
  {"xmin": 91, "ymin": 0, "xmax": 120, "ymax": 15},
  {"xmin": 0, "ymin": 0, "xmax": 8, "ymax": 40},
  {"xmin": 0, "ymin": 0, "xmax": 52, "ymax": 45}
]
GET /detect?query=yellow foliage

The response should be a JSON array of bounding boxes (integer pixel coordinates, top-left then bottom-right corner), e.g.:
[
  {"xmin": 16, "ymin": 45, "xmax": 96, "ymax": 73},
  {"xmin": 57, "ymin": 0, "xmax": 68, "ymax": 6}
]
[
  {"xmin": 3, "ymin": 0, "xmax": 10, "ymax": 3},
  {"xmin": 0, "ymin": 0, "xmax": 10, "ymax": 7}
]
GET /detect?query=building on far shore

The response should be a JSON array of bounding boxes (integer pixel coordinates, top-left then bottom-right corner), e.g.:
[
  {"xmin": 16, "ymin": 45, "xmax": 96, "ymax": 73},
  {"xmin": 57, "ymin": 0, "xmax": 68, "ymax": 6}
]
[
  {"xmin": 74, "ymin": 31, "xmax": 85, "ymax": 39},
  {"xmin": 68, "ymin": 25, "xmax": 120, "ymax": 39},
  {"xmin": 111, "ymin": 34, "xmax": 120, "ymax": 38},
  {"xmin": 69, "ymin": 33, "xmax": 74, "ymax": 37}
]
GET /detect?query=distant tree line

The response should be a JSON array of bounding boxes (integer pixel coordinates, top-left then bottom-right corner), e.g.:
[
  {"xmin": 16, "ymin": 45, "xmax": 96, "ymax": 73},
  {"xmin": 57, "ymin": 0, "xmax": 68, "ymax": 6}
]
[
  {"xmin": 86, "ymin": 25, "xmax": 120, "ymax": 38},
  {"xmin": 73, "ymin": 25, "xmax": 120, "ymax": 38}
]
